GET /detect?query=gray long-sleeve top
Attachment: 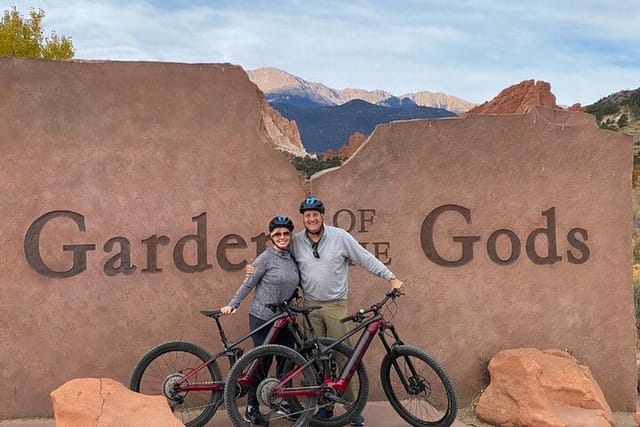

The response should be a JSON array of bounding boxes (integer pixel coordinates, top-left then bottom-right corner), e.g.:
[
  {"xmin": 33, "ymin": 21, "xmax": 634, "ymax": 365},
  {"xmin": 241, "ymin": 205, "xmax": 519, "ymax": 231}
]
[
  {"xmin": 227, "ymin": 247, "xmax": 299, "ymax": 321},
  {"xmin": 289, "ymin": 225, "xmax": 395, "ymax": 302}
]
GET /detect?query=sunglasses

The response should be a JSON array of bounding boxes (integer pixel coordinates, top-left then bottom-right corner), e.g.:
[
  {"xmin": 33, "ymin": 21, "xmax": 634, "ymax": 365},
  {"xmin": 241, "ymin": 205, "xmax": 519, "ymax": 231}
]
[
  {"xmin": 272, "ymin": 231, "xmax": 291, "ymax": 238},
  {"xmin": 311, "ymin": 241, "xmax": 320, "ymax": 259}
]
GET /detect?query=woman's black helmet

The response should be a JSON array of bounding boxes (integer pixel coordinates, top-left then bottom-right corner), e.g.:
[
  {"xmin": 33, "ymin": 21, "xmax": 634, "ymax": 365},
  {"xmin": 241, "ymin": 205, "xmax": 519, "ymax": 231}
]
[
  {"xmin": 299, "ymin": 196, "xmax": 325, "ymax": 214},
  {"xmin": 269, "ymin": 215, "xmax": 294, "ymax": 232}
]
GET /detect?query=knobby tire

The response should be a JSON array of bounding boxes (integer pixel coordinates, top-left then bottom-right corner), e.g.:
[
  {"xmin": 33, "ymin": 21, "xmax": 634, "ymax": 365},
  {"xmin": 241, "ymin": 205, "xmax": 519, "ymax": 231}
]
[
  {"xmin": 129, "ymin": 340, "xmax": 223, "ymax": 427},
  {"xmin": 380, "ymin": 345, "xmax": 457, "ymax": 426},
  {"xmin": 224, "ymin": 344, "xmax": 317, "ymax": 427}
]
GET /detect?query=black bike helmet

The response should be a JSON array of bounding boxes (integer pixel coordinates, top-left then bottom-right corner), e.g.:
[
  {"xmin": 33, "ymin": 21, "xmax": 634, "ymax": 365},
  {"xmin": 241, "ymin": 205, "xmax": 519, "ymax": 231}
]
[
  {"xmin": 299, "ymin": 196, "xmax": 325, "ymax": 214},
  {"xmin": 269, "ymin": 215, "xmax": 294, "ymax": 232}
]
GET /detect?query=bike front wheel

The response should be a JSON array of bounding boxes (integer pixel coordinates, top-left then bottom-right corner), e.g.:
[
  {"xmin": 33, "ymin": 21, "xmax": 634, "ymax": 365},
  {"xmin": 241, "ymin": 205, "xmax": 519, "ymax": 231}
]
[
  {"xmin": 224, "ymin": 344, "xmax": 317, "ymax": 427},
  {"xmin": 129, "ymin": 340, "xmax": 223, "ymax": 427},
  {"xmin": 380, "ymin": 345, "xmax": 457, "ymax": 426}
]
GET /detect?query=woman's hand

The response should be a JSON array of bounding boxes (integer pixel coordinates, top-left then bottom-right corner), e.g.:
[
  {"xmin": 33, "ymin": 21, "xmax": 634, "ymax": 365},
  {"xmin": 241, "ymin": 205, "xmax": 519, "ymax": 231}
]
[{"xmin": 220, "ymin": 306, "xmax": 236, "ymax": 315}]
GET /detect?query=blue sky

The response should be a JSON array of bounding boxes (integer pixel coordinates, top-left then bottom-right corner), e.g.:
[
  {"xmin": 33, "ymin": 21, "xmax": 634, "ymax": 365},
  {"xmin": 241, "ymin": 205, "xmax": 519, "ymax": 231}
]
[{"xmin": 7, "ymin": 0, "xmax": 640, "ymax": 106}]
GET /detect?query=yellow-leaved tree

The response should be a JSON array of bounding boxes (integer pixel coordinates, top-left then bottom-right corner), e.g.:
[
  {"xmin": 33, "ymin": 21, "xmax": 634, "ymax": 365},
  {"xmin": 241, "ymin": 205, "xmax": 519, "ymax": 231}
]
[{"xmin": 0, "ymin": 6, "xmax": 74, "ymax": 59}]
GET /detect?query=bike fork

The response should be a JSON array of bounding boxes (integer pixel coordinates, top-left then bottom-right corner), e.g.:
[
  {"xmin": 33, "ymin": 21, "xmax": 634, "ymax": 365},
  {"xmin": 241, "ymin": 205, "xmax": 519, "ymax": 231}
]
[{"xmin": 380, "ymin": 325, "xmax": 423, "ymax": 394}]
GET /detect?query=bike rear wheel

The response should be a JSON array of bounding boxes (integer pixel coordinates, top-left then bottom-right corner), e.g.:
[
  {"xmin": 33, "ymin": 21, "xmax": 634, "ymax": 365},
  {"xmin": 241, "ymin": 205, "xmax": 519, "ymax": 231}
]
[
  {"xmin": 380, "ymin": 345, "xmax": 457, "ymax": 426},
  {"xmin": 129, "ymin": 341, "xmax": 223, "ymax": 427},
  {"xmin": 224, "ymin": 344, "xmax": 317, "ymax": 426}
]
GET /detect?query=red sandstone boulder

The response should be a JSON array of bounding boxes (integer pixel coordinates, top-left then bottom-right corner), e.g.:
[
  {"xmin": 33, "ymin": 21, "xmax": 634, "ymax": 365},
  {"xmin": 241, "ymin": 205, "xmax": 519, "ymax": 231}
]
[
  {"xmin": 475, "ymin": 348, "xmax": 614, "ymax": 427},
  {"xmin": 465, "ymin": 79, "xmax": 560, "ymax": 115},
  {"xmin": 50, "ymin": 378, "xmax": 183, "ymax": 427}
]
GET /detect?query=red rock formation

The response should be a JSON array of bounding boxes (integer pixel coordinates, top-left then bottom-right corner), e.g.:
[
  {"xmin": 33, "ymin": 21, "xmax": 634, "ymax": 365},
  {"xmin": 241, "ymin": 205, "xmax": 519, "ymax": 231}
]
[
  {"xmin": 338, "ymin": 132, "xmax": 367, "ymax": 160},
  {"xmin": 324, "ymin": 132, "xmax": 368, "ymax": 160},
  {"xmin": 475, "ymin": 348, "xmax": 615, "ymax": 427},
  {"xmin": 324, "ymin": 149, "xmax": 338, "ymax": 159},
  {"xmin": 465, "ymin": 80, "xmax": 560, "ymax": 115},
  {"xmin": 258, "ymin": 93, "xmax": 307, "ymax": 157},
  {"xmin": 51, "ymin": 378, "xmax": 183, "ymax": 426}
]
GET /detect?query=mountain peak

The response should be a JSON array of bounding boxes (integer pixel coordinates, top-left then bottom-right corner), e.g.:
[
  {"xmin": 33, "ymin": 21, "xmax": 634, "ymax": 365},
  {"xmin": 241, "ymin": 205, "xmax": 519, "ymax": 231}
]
[
  {"xmin": 247, "ymin": 67, "xmax": 475, "ymax": 113},
  {"xmin": 246, "ymin": 67, "xmax": 308, "ymax": 92}
]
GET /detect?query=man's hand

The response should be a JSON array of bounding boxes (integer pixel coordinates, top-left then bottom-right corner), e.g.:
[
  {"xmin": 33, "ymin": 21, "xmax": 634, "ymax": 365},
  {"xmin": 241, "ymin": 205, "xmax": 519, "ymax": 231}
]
[
  {"xmin": 220, "ymin": 306, "xmax": 236, "ymax": 315},
  {"xmin": 389, "ymin": 278, "xmax": 403, "ymax": 289},
  {"xmin": 245, "ymin": 260, "xmax": 255, "ymax": 277}
]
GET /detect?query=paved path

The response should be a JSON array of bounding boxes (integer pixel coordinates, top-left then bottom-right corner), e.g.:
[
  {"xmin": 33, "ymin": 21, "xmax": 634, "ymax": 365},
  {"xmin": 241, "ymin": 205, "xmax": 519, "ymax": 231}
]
[
  {"xmin": 0, "ymin": 401, "xmax": 467, "ymax": 426},
  {"xmin": 0, "ymin": 401, "xmax": 636, "ymax": 426}
]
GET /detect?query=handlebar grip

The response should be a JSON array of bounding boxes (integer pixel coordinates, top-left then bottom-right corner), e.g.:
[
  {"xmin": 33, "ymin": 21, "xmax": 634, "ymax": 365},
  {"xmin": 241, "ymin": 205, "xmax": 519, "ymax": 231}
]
[
  {"xmin": 340, "ymin": 309, "xmax": 364, "ymax": 323},
  {"xmin": 265, "ymin": 302, "xmax": 283, "ymax": 313},
  {"xmin": 386, "ymin": 289, "xmax": 404, "ymax": 298},
  {"xmin": 290, "ymin": 304, "xmax": 322, "ymax": 314},
  {"xmin": 340, "ymin": 315, "xmax": 355, "ymax": 324}
]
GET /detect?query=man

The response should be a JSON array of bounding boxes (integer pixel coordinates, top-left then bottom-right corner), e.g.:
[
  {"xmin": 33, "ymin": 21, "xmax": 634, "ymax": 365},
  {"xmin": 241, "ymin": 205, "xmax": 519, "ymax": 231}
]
[{"xmin": 290, "ymin": 196, "xmax": 403, "ymax": 426}]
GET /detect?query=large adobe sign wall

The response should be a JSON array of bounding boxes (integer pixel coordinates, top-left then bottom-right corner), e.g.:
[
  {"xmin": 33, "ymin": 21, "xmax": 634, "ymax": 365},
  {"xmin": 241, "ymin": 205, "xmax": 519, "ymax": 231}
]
[{"xmin": 0, "ymin": 58, "xmax": 636, "ymax": 418}]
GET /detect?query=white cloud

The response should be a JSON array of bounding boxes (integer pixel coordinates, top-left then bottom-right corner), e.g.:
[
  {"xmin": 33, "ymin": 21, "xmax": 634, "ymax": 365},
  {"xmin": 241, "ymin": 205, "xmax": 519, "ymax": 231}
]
[{"xmin": 6, "ymin": 0, "xmax": 640, "ymax": 105}]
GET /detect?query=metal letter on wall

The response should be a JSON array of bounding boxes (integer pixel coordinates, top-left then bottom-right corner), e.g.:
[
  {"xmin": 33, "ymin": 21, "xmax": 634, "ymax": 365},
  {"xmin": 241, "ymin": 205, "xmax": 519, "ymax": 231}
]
[
  {"xmin": 421, "ymin": 204, "xmax": 480, "ymax": 266},
  {"xmin": 24, "ymin": 210, "xmax": 97, "ymax": 278}
]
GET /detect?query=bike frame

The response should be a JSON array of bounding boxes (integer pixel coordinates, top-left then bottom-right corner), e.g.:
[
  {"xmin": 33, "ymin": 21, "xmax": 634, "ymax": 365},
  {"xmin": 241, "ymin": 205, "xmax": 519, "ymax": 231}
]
[
  {"xmin": 176, "ymin": 306, "xmax": 308, "ymax": 393},
  {"xmin": 269, "ymin": 296, "xmax": 413, "ymax": 400}
]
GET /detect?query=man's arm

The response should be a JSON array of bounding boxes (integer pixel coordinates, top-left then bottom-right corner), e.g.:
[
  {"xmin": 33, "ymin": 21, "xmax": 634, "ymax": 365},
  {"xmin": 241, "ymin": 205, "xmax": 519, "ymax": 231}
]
[{"xmin": 341, "ymin": 229, "xmax": 403, "ymax": 289}]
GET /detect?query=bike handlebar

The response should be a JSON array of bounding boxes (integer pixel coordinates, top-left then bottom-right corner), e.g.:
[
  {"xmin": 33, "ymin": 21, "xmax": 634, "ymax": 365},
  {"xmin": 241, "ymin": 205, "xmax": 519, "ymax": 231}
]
[
  {"xmin": 340, "ymin": 309, "xmax": 366, "ymax": 324},
  {"xmin": 340, "ymin": 289, "xmax": 404, "ymax": 324},
  {"xmin": 265, "ymin": 301, "xmax": 322, "ymax": 315},
  {"xmin": 263, "ymin": 287, "xmax": 309, "ymax": 314}
]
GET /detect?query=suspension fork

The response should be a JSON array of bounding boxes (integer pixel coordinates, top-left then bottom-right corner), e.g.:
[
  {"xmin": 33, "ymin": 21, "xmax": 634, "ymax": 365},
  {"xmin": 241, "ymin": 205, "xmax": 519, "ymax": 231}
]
[
  {"xmin": 380, "ymin": 324, "xmax": 422, "ymax": 393},
  {"xmin": 377, "ymin": 323, "xmax": 404, "ymax": 353}
]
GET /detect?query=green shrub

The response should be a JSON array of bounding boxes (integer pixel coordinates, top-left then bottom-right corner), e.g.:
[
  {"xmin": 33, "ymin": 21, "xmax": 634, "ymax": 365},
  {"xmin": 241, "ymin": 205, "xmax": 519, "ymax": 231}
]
[
  {"xmin": 291, "ymin": 154, "xmax": 341, "ymax": 178},
  {"xmin": 584, "ymin": 101, "xmax": 619, "ymax": 122},
  {"xmin": 617, "ymin": 114, "xmax": 629, "ymax": 129},
  {"xmin": 624, "ymin": 91, "xmax": 640, "ymax": 117}
]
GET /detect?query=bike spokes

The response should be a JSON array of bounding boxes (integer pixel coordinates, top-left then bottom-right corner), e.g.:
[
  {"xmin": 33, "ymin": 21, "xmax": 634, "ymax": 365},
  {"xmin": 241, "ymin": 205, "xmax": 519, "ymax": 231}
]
[
  {"xmin": 130, "ymin": 342, "xmax": 222, "ymax": 427},
  {"xmin": 382, "ymin": 346, "xmax": 457, "ymax": 426},
  {"xmin": 224, "ymin": 345, "xmax": 317, "ymax": 426},
  {"xmin": 393, "ymin": 360, "xmax": 447, "ymax": 418}
]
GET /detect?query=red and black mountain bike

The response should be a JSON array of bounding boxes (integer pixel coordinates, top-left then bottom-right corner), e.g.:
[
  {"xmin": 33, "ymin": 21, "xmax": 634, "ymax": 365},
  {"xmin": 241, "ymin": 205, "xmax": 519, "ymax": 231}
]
[
  {"xmin": 129, "ymin": 289, "xmax": 367, "ymax": 427},
  {"xmin": 223, "ymin": 289, "xmax": 458, "ymax": 427}
]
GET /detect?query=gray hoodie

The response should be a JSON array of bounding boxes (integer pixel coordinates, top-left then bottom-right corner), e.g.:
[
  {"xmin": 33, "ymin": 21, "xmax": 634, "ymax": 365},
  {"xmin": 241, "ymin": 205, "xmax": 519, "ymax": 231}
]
[
  {"xmin": 227, "ymin": 248, "xmax": 299, "ymax": 320},
  {"xmin": 289, "ymin": 225, "xmax": 395, "ymax": 302}
]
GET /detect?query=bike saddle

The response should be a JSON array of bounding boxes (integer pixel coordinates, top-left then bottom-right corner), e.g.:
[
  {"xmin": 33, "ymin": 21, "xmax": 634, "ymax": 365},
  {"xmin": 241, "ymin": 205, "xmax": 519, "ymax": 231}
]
[{"xmin": 200, "ymin": 309, "xmax": 224, "ymax": 319}]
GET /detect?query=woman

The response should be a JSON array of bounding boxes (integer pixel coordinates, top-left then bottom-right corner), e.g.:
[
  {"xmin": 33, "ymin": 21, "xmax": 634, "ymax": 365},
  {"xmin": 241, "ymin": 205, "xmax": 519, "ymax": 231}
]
[{"xmin": 220, "ymin": 215, "xmax": 299, "ymax": 426}]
